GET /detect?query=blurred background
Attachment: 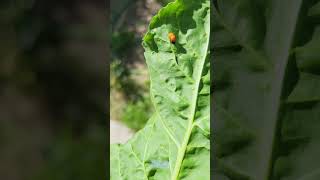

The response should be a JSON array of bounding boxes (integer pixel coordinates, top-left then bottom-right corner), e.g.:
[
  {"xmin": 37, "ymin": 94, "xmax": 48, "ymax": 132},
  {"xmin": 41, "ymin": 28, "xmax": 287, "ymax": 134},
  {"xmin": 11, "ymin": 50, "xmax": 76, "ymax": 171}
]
[
  {"xmin": 110, "ymin": 0, "xmax": 173, "ymax": 142},
  {"xmin": 0, "ymin": 0, "xmax": 175, "ymax": 179},
  {"xmin": 0, "ymin": 0, "xmax": 107, "ymax": 179}
]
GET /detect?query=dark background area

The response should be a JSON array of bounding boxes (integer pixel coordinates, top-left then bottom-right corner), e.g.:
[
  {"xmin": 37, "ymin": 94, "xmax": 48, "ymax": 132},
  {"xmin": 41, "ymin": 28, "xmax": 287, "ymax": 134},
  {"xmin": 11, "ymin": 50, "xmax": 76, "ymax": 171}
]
[{"xmin": 0, "ymin": 0, "xmax": 108, "ymax": 179}]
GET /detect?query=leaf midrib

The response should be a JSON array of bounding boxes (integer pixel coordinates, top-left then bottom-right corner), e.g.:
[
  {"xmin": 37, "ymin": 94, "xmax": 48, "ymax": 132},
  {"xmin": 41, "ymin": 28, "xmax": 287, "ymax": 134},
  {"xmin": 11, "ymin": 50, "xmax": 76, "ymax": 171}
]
[
  {"xmin": 170, "ymin": 9, "xmax": 210, "ymax": 180},
  {"xmin": 260, "ymin": 1, "xmax": 303, "ymax": 179},
  {"xmin": 213, "ymin": 0, "xmax": 303, "ymax": 179}
]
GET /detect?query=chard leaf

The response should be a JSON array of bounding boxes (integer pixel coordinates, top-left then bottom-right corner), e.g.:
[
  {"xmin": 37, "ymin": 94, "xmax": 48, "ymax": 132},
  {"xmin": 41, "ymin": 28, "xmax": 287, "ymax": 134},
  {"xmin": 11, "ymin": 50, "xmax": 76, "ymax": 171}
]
[
  {"xmin": 213, "ymin": 0, "xmax": 320, "ymax": 179},
  {"xmin": 111, "ymin": 0, "xmax": 210, "ymax": 179}
]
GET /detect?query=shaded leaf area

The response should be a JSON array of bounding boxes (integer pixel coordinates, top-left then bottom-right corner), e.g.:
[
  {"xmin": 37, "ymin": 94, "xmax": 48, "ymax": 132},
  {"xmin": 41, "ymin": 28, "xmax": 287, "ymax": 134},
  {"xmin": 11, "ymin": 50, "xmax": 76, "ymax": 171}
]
[
  {"xmin": 213, "ymin": 0, "xmax": 320, "ymax": 179},
  {"xmin": 111, "ymin": 0, "xmax": 210, "ymax": 179}
]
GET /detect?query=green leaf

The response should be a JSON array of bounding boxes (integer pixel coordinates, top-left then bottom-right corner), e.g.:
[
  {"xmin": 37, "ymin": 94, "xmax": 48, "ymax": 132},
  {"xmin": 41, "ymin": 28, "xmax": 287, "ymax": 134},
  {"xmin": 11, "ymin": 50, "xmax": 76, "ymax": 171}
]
[
  {"xmin": 110, "ymin": 0, "xmax": 210, "ymax": 179},
  {"xmin": 213, "ymin": 0, "xmax": 320, "ymax": 179}
]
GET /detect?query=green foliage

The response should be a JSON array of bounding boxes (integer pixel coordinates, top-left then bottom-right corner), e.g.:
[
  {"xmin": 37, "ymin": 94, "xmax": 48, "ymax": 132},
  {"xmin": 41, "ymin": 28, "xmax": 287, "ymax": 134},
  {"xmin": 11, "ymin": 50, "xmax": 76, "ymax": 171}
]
[
  {"xmin": 121, "ymin": 96, "xmax": 153, "ymax": 131},
  {"xmin": 111, "ymin": 0, "xmax": 210, "ymax": 179},
  {"xmin": 110, "ymin": 59, "xmax": 130, "ymax": 89},
  {"xmin": 110, "ymin": 30, "xmax": 144, "ymax": 101},
  {"xmin": 111, "ymin": 31, "xmax": 135, "ymax": 57},
  {"xmin": 213, "ymin": 0, "xmax": 320, "ymax": 179},
  {"xmin": 110, "ymin": 59, "xmax": 145, "ymax": 102}
]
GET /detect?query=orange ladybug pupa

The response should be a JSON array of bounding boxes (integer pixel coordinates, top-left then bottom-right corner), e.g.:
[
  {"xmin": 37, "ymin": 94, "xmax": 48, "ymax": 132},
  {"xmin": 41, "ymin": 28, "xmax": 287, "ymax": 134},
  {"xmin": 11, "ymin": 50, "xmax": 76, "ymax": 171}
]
[{"xmin": 168, "ymin": 32, "xmax": 176, "ymax": 44}]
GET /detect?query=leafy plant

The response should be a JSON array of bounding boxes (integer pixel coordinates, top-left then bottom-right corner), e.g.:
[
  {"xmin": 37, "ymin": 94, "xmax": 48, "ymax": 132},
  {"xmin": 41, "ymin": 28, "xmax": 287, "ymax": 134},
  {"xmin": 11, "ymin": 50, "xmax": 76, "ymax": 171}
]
[
  {"xmin": 121, "ymin": 96, "xmax": 153, "ymax": 131},
  {"xmin": 213, "ymin": 0, "xmax": 320, "ymax": 179},
  {"xmin": 110, "ymin": 0, "xmax": 210, "ymax": 179},
  {"xmin": 110, "ymin": 59, "xmax": 130, "ymax": 89},
  {"xmin": 111, "ymin": 31, "xmax": 135, "ymax": 57},
  {"xmin": 110, "ymin": 59, "xmax": 144, "ymax": 101},
  {"xmin": 110, "ymin": 30, "xmax": 145, "ymax": 101}
]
